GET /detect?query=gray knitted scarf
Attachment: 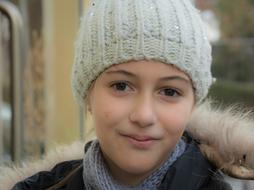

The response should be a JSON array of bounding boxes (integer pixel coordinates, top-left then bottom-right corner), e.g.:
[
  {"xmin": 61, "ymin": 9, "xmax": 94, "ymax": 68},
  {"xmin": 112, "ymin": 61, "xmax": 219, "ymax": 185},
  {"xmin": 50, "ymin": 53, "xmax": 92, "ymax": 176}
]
[{"xmin": 83, "ymin": 139, "xmax": 186, "ymax": 190}]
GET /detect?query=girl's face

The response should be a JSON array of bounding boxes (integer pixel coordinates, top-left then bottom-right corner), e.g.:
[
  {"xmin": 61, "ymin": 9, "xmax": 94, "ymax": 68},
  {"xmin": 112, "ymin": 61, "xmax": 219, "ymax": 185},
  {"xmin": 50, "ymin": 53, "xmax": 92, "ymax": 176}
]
[{"xmin": 88, "ymin": 60, "xmax": 195, "ymax": 185}]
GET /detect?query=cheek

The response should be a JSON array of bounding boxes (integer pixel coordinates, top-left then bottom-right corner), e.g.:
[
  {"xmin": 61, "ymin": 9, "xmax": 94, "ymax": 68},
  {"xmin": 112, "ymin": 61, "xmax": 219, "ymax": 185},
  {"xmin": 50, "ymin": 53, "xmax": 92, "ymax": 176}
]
[
  {"xmin": 91, "ymin": 99, "xmax": 117, "ymax": 142},
  {"xmin": 160, "ymin": 104, "xmax": 193, "ymax": 135},
  {"xmin": 92, "ymin": 100, "xmax": 115, "ymax": 129},
  {"xmin": 90, "ymin": 90, "xmax": 130, "ymax": 132}
]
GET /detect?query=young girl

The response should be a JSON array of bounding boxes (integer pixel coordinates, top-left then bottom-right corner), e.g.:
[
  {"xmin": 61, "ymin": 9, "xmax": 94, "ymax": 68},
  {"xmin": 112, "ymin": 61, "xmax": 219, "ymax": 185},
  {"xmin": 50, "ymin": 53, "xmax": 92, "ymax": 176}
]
[{"xmin": 3, "ymin": 0, "xmax": 254, "ymax": 189}]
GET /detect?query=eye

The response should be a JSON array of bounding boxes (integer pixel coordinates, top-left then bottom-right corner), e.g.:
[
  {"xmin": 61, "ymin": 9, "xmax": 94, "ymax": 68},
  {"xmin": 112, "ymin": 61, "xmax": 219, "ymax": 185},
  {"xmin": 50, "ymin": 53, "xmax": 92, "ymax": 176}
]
[
  {"xmin": 160, "ymin": 88, "xmax": 181, "ymax": 97},
  {"xmin": 110, "ymin": 82, "xmax": 132, "ymax": 92}
]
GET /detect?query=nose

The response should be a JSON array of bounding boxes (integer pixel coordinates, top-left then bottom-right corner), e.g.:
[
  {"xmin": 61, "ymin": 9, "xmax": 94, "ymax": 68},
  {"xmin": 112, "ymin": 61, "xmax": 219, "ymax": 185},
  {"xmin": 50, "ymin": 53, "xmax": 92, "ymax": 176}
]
[{"xmin": 129, "ymin": 94, "xmax": 156, "ymax": 128}]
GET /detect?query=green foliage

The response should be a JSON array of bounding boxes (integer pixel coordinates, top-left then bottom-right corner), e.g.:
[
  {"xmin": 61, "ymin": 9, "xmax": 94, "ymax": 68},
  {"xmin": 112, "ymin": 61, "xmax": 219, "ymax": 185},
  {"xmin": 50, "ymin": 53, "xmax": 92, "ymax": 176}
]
[
  {"xmin": 215, "ymin": 0, "xmax": 254, "ymax": 38},
  {"xmin": 211, "ymin": 41, "xmax": 254, "ymax": 107},
  {"xmin": 212, "ymin": 41, "xmax": 254, "ymax": 82},
  {"xmin": 209, "ymin": 1, "xmax": 254, "ymax": 108},
  {"xmin": 208, "ymin": 80, "xmax": 254, "ymax": 109}
]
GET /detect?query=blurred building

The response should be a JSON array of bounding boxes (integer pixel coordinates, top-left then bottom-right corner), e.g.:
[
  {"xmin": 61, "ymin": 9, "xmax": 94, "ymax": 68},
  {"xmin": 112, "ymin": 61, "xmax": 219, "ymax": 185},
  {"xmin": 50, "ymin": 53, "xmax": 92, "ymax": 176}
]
[{"xmin": 0, "ymin": 0, "xmax": 89, "ymax": 164}]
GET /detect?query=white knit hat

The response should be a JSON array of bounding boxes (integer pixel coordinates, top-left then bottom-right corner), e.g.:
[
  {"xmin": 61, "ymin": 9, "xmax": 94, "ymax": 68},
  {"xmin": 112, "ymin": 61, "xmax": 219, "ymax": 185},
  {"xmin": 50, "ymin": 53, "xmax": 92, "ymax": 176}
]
[{"xmin": 72, "ymin": 0, "xmax": 213, "ymax": 106}]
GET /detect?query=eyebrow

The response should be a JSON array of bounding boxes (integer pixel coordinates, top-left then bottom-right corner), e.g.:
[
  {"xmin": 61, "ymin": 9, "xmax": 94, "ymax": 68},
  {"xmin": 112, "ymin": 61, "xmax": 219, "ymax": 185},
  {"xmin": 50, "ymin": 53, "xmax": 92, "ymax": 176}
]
[
  {"xmin": 105, "ymin": 70, "xmax": 136, "ymax": 77},
  {"xmin": 160, "ymin": 76, "xmax": 191, "ymax": 85},
  {"xmin": 105, "ymin": 69, "xmax": 191, "ymax": 84}
]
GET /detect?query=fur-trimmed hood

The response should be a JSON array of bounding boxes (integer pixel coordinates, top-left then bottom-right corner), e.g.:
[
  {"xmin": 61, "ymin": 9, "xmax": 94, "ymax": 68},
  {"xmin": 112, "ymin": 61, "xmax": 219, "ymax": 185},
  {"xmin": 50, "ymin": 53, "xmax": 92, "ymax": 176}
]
[
  {"xmin": 1, "ymin": 100, "xmax": 254, "ymax": 189},
  {"xmin": 188, "ymin": 100, "xmax": 254, "ymax": 179}
]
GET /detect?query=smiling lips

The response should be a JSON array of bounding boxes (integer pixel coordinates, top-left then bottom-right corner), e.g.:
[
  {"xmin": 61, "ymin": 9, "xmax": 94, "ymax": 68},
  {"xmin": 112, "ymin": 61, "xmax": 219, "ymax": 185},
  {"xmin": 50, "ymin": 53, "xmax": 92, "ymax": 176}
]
[{"xmin": 122, "ymin": 134, "xmax": 158, "ymax": 149}]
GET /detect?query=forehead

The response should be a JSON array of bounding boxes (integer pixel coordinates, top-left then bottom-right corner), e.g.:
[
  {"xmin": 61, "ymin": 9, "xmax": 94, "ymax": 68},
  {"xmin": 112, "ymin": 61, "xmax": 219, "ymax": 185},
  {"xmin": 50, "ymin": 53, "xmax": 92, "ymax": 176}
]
[{"xmin": 104, "ymin": 60, "xmax": 191, "ymax": 81}]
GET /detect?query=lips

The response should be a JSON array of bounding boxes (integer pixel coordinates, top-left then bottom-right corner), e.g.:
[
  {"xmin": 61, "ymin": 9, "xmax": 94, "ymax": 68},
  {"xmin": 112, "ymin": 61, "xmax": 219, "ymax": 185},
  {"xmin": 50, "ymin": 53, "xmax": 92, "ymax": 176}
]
[
  {"xmin": 127, "ymin": 135, "xmax": 155, "ymax": 141},
  {"xmin": 121, "ymin": 134, "xmax": 158, "ymax": 149}
]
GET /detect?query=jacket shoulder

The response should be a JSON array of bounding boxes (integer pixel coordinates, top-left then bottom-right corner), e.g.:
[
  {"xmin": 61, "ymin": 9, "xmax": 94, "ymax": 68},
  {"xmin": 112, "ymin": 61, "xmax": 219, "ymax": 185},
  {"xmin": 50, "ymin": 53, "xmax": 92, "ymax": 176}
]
[
  {"xmin": 0, "ymin": 141, "xmax": 85, "ymax": 190},
  {"xmin": 159, "ymin": 136, "xmax": 232, "ymax": 190},
  {"xmin": 11, "ymin": 159, "xmax": 83, "ymax": 190}
]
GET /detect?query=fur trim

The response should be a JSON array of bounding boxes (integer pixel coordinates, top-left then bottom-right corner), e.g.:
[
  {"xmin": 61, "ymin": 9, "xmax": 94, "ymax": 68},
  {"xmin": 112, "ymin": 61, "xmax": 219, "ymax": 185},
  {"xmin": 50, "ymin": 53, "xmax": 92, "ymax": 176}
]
[
  {"xmin": 0, "ymin": 141, "xmax": 85, "ymax": 190},
  {"xmin": 1, "ymin": 100, "xmax": 254, "ymax": 188},
  {"xmin": 187, "ymin": 100, "xmax": 254, "ymax": 179}
]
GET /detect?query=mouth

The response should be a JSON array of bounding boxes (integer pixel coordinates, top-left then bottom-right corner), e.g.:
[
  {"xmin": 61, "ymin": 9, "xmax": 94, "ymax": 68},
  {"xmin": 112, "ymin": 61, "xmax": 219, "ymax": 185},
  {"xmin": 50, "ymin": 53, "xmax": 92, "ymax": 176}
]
[{"xmin": 121, "ymin": 134, "xmax": 158, "ymax": 149}]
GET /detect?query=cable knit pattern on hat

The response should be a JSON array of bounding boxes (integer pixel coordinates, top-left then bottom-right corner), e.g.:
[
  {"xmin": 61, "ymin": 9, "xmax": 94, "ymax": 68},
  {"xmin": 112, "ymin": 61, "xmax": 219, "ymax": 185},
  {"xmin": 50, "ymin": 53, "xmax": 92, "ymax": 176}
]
[{"xmin": 72, "ymin": 0, "xmax": 212, "ymax": 106}]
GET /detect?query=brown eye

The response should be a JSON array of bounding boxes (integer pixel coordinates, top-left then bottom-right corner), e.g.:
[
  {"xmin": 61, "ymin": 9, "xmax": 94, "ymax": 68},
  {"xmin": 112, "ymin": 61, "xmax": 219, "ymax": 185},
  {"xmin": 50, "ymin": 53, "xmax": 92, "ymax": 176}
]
[
  {"xmin": 111, "ymin": 82, "xmax": 130, "ymax": 91},
  {"xmin": 161, "ymin": 88, "xmax": 180, "ymax": 97}
]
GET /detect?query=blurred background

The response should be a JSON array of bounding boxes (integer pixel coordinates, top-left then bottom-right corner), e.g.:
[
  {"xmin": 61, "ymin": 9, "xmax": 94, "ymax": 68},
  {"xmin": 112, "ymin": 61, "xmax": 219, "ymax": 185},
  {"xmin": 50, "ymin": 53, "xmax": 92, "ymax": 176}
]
[{"xmin": 0, "ymin": 0, "xmax": 253, "ymax": 189}]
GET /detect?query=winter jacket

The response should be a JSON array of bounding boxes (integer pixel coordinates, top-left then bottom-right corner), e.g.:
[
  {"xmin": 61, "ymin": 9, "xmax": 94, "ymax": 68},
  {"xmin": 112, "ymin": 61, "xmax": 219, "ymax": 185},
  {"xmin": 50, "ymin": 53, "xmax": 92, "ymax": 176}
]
[
  {"xmin": 11, "ymin": 134, "xmax": 231, "ymax": 190},
  {"xmin": 1, "ymin": 101, "xmax": 254, "ymax": 189}
]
